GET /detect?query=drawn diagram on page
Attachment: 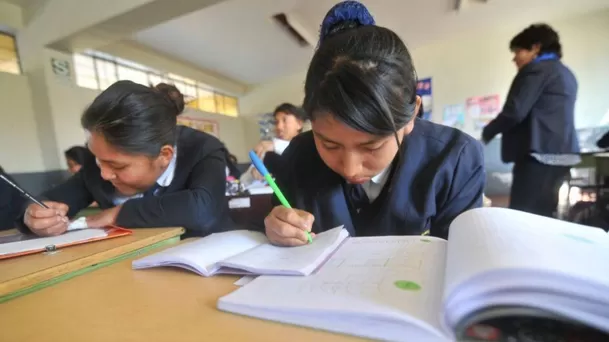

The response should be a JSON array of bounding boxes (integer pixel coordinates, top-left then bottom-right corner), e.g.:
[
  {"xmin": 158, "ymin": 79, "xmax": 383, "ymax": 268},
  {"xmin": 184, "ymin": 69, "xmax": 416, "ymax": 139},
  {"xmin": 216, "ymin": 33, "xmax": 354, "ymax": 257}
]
[{"xmin": 297, "ymin": 238, "xmax": 433, "ymax": 297}]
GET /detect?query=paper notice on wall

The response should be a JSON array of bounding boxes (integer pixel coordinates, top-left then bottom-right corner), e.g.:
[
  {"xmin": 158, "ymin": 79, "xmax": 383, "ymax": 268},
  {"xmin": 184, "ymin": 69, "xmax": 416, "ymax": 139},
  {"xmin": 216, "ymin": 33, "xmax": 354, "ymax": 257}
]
[
  {"xmin": 442, "ymin": 104, "xmax": 465, "ymax": 129},
  {"xmin": 466, "ymin": 95, "xmax": 501, "ymax": 131},
  {"xmin": 416, "ymin": 78, "xmax": 433, "ymax": 120}
]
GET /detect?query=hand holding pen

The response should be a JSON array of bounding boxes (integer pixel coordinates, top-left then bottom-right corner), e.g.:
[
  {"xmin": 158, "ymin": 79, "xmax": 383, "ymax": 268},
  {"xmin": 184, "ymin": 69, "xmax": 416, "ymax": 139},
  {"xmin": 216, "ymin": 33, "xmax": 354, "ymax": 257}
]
[
  {"xmin": 249, "ymin": 151, "xmax": 315, "ymax": 247},
  {"xmin": 0, "ymin": 173, "xmax": 69, "ymax": 236}
]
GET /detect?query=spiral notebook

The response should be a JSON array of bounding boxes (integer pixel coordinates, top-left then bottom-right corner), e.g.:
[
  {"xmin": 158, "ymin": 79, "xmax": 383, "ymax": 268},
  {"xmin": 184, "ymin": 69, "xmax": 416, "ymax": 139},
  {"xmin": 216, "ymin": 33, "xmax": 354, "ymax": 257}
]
[{"xmin": 218, "ymin": 208, "xmax": 609, "ymax": 341}]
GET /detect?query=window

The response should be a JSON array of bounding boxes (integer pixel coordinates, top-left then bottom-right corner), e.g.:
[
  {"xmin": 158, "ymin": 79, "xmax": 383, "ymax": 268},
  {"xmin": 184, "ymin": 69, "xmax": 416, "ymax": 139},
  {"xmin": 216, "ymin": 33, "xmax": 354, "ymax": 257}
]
[
  {"xmin": 0, "ymin": 33, "xmax": 21, "ymax": 74},
  {"xmin": 73, "ymin": 50, "xmax": 239, "ymax": 116}
]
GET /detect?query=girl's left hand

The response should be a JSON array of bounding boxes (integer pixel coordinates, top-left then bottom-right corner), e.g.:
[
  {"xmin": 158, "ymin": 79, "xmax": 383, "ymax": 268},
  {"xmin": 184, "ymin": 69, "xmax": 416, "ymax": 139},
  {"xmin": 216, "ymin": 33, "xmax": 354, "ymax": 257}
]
[{"xmin": 86, "ymin": 205, "xmax": 121, "ymax": 228}]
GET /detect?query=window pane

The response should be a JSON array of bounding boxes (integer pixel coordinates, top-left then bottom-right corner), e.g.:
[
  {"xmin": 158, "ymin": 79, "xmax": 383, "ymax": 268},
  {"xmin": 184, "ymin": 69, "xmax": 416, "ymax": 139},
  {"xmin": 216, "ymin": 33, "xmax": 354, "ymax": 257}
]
[
  {"xmin": 149, "ymin": 74, "xmax": 169, "ymax": 86},
  {"xmin": 77, "ymin": 75, "xmax": 99, "ymax": 90},
  {"xmin": 95, "ymin": 59, "xmax": 117, "ymax": 89},
  {"xmin": 117, "ymin": 65, "xmax": 148, "ymax": 86},
  {"xmin": 192, "ymin": 88, "xmax": 216, "ymax": 113},
  {"xmin": 223, "ymin": 96, "xmax": 239, "ymax": 116},
  {"xmin": 214, "ymin": 94, "xmax": 225, "ymax": 114},
  {"xmin": 0, "ymin": 34, "xmax": 19, "ymax": 74}
]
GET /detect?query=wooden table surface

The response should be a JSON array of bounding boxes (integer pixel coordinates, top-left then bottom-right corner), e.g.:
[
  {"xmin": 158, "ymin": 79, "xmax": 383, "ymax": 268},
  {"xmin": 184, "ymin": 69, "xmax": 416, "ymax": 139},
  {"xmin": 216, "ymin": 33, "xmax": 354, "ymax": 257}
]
[
  {"xmin": 0, "ymin": 238, "xmax": 364, "ymax": 342},
  {"xmin": 0, "ymin": 227, "xmax": 184, "ymax": 302}
]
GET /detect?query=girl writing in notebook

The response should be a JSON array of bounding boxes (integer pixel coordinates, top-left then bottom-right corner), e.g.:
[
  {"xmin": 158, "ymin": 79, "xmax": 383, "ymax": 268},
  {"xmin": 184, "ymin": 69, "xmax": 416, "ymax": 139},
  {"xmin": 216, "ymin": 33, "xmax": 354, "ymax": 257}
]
[
  {"xmin": 20, "ymin": 81, "xmax": 231, "ymax": 237},
  {"xmin": 264, "ymin": 1, "xmax": 485, "ymax": 246}
]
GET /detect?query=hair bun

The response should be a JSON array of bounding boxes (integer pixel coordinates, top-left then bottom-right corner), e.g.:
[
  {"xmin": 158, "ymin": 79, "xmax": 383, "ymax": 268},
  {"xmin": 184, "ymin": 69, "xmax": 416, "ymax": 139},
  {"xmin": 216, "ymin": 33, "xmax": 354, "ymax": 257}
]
[
  {"xmin": 319, "ymin": 1, "xmax": 375, "ymax": 43},
  {"xmin": 154, "ymin": 83, "xmax": 185, "ymax": 116}
]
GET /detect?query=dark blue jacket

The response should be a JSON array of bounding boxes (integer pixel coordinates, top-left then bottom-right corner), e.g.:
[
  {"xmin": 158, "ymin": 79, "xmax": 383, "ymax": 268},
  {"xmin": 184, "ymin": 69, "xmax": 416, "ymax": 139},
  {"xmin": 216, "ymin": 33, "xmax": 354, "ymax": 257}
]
[
  {"xmin": 483, "ymin": 59, "xmax": 579, "ymax": 163},
  {"xmin": 273, "ymin": 119, "xmax": 485, "ymax": 239},
  {"xmin": 17, "ymin": 126, "xmax": 232, "ymax": 237}
]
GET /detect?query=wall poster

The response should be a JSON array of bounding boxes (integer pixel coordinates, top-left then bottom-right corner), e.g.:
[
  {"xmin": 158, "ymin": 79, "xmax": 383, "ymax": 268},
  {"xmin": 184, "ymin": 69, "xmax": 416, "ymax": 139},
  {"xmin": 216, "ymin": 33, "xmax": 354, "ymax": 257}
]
[
  {"xmin": 466, "ymin": 94, "xmax": 501, "ymax": 131},
  {"xmin": 177, "ymin": 116, "xmax": 219, "ymax": 138},
  {"xmin": 416, "ymin": 78, "xmax": 433, "ymax": 120},
  {"xmin": 442, "ymin": 104, "xmax": 465, "ymax": 129}
]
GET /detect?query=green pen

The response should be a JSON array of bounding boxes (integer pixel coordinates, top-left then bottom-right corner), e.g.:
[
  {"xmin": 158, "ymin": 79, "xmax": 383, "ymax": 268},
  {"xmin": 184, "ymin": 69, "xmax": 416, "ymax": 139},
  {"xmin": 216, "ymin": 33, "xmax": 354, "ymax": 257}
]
[{"xmin": 249, "ymin": 150, "xmax": 313, "ymax": 244}]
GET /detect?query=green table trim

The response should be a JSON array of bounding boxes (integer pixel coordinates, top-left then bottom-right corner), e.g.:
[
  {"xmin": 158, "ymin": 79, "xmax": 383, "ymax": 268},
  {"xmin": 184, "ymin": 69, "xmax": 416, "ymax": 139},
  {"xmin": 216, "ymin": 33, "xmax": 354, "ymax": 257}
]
[{"xmin": 0, "ymin": 236, "xmax": 180, "ymax": 304}]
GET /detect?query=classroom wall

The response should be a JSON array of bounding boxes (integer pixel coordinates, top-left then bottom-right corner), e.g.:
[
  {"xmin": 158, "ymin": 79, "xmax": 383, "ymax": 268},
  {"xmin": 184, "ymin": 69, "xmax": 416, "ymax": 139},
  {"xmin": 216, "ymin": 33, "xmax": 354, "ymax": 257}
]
[
  {"xmin": 0, "ymin": 73, "xmax": 44, "ymax": 172},
  {"xmin": 238, "ymin": 10, "xmax": 609, "ymax": 138}
]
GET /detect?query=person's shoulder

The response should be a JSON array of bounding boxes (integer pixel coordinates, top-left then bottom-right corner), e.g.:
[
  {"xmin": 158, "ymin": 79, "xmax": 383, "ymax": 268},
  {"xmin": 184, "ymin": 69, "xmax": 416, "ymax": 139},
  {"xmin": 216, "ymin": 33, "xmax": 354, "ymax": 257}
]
[
  {"xmin": 177, "ymin": 126, "xmax": 225, "ymax": 156},
  {"xmin": 415, "ymin": 119, "xmax": 480, "ymax": 150}
]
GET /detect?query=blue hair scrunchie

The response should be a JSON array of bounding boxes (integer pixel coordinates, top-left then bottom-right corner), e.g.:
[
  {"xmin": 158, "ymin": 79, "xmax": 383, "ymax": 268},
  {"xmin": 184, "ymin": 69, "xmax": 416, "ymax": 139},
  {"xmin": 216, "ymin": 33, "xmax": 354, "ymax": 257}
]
[{"xmin": 319, "ymin": 1, "xmax": 375, "ymax": 44}]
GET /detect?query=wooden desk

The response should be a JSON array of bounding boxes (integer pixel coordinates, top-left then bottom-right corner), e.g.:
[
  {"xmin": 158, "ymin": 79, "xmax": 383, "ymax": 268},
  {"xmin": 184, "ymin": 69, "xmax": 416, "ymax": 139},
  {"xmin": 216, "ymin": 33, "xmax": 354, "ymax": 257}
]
[
  {"xmin": 0, "ymin": 239, "xmax": 363, "ymax": 342},
  {"xmin": 0, "ymin": 227, "xmax": 184, "ymax": 303}
]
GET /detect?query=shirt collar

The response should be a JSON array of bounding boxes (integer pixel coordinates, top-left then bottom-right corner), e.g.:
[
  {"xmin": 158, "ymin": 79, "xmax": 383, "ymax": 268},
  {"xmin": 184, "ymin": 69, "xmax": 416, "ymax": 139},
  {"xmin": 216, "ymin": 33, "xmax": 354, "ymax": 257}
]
[
  {"xmin": 157, "ymin": 147, "xmax": 177, "ymax": 187},
  {"xmin": 370, "ymin": 166, "xmax": 391, "ymax": 185}
]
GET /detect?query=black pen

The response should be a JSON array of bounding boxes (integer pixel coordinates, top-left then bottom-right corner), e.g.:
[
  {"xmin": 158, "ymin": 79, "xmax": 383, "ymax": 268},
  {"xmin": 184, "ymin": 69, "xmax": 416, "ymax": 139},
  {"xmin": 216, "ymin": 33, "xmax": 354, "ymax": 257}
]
[{"xmin": 0, "ymin": 173, "xmax": 49, "ymax": 208}]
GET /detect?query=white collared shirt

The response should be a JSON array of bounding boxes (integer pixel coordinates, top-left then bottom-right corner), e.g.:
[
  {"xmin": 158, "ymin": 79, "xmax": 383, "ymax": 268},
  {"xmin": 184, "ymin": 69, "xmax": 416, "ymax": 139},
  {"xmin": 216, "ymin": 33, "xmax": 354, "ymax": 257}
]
[
  {"xmin": 360, "ymin": 166, "xmax": 391, "ymax": 203},
  {"xmin": 272, "ymin": 138, "xmax": 291, "ymax": 155},
  {"xmin": 112, "ymin": 149, "xmax": 178, "ymax": 205}
]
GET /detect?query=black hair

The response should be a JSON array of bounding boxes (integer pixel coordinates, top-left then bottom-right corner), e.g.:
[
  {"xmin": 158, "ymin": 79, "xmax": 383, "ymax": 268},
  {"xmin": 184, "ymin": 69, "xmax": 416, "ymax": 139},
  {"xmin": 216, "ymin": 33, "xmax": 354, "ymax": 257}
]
[
  {"xmin": 303, "ymin": 1, "xmax": 417, "ymax": 139},
  {"xmin": 510, "ymin": 23, "xmax": 562, "ymax": 58},
  {"xmin": 64, "ymin": 146, "xmax": 93, "ymax": 165},
  {"xmin": 81, "ymin": 80, "xmax": 185, "ymax": 157},
  {"xmin": 273, "ymin": 103, "xmax": 307, "ymax": 122}
]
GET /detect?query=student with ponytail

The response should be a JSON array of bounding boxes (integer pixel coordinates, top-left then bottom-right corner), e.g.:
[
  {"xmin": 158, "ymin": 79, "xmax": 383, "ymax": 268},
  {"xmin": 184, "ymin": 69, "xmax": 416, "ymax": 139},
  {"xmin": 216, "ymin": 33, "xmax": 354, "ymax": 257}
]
[
  {"xmin": 264, "ymin": 1, "xmax": 485, "ymax": 246},
  {"xmin": 20, "ymin": 81, "xmax": 232, "ymax": 237}
]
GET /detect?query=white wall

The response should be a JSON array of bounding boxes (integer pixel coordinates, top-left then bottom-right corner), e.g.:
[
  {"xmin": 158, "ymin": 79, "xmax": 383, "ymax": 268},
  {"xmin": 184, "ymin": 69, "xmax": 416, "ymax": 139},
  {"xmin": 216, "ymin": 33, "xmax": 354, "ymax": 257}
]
[
  {"xmin": 0, "ymin": 73, "xmax": 44, "ymax": 172},
  {"xmin": 239, "ymin": 10, "xmax": 609, "ymax": 137}
]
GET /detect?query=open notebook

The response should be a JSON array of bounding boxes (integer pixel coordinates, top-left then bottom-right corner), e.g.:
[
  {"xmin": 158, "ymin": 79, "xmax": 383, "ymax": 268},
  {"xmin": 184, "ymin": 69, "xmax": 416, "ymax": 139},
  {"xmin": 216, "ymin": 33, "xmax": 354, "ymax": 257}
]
[
  {"xmin": 218, "ymin": 208, "xmax": 609, "ymax": 341},
  {"xmin": 132, "ymin": 226, "xmax": 349, "ymax": 276}
]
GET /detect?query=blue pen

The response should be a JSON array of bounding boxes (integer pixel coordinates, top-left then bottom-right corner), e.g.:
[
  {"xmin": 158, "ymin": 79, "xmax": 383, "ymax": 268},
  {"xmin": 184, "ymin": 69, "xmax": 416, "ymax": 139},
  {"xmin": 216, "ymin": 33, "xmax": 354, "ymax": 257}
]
[{"xmin": 249, "ymin": 151, "xmax": 313, "ymax": 244}]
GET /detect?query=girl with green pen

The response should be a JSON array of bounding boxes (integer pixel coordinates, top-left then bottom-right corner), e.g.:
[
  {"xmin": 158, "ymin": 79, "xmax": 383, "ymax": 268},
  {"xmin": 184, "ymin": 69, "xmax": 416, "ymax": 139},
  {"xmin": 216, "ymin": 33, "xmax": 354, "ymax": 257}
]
[{"xmin": 263, "ymin": 1, "xmax": 485, "ymax": 246}]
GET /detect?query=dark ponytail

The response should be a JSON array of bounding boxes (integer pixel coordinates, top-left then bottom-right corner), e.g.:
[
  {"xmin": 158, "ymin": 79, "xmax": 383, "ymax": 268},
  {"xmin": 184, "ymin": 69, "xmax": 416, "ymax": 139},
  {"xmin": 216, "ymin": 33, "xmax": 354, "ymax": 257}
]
[
  {"xmin": 304, "ymin": 1, "xmax": 417, "ymax": 138},
  {"xmin": 81, "ymin": 80, "xmax": 185, "ymax": 157}
]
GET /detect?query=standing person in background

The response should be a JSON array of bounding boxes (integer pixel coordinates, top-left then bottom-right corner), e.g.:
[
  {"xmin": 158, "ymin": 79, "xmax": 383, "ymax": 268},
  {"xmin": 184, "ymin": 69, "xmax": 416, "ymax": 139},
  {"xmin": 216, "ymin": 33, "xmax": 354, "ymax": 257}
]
[
  {"xmin": 240, "ymin": 103, "xmax": 307, "ymax": 186},
  {"xmin": 64, "ymin": 146, "xmax": 94, "ymax": 174},
  {"xmin": 19, "ymin": 81, "xmax": 231, "ymax": 237},
  {"xmin": 482, "ymin": 24, "xmax": 579, "ymax": 218},
  {"xmin": 0, "ymin": 166, "xmax": 26, "ymax": 230}
]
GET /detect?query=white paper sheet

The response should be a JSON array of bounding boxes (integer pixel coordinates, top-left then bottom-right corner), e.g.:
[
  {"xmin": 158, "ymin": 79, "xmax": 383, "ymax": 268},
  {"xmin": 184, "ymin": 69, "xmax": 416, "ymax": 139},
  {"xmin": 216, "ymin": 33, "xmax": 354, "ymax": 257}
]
[{"xmin": 0, "ymin": 229, "xmax": 108, "ymax": 256}]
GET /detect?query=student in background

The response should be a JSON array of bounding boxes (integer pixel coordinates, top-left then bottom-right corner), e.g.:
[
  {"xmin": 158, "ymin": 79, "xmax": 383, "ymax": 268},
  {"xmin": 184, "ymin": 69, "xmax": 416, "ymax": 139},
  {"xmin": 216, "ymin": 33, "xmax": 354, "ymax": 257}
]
[
  {"xmin": 0, "ymin": 166, "xmax": 26, "ymax": 230},
  {"xmin": 482, "ymin": 24, "xmax": 579, "ymax": 218},
  {"xmin": 240, "ymin": 103, "xmax": 306, "ymax": 185},
  {"xmin": 225, "ymin": 152, "xmax": 242, "ymax": 180},
  {"xmin": 263, "ymin": 1, "xmax": 484, "ymax": 246},
  {"xmin": 19, "ymin": 81, "xmax": 231, "ymax": 237},
  {"xmin": 64, "ymin": 146, "xmax": 94, "ymax": 174}
]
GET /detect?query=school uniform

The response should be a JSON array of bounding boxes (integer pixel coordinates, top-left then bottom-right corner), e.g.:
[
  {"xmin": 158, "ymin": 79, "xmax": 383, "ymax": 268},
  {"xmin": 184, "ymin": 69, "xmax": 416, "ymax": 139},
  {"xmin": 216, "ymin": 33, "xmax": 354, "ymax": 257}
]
[
  {"xmin": 17, "ymin": 126, "xmax": 232, "ymax": 237},
  {"xmin": 482, "ymin": 54, "xmax": 579, "ymax": 217},
  {"xmin": 273, "ymin": 119, "xmax": 485, "ymax": 239}
]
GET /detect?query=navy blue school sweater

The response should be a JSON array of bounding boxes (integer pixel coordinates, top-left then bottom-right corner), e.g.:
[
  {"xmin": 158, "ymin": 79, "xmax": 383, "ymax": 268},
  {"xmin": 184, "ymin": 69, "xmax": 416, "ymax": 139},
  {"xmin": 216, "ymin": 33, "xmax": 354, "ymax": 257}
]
[{"xmin": 272, "ymin": 119, "xmax": 485, "ymax": 239}]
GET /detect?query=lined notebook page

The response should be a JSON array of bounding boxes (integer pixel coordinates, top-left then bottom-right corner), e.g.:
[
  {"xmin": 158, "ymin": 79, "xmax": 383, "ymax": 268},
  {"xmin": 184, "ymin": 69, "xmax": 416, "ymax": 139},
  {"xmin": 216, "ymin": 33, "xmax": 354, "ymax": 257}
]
[
  {"xmin": 444, "ymin": 207, "xmax": 609, "ymax": 297},
  {"xmin": 132, "ymin": 230, "xmax": 268, "ymax": 275},
  {"xmin": 219, "ymin": 235, "xmax": 448, "ymax": 340},
  {"xmin": 220, "ymin": 226, "xmax": 349, "ymax": 275},
  {"xmin": 0, "ymin": 229, "xmax": 108, "ymax": 256}
]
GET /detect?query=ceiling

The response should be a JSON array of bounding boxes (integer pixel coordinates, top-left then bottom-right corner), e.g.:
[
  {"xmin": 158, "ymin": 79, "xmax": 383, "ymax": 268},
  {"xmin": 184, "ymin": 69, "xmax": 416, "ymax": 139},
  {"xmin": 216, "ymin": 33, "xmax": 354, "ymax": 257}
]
[{"xmin": 133, "ymin": 0, "xmax": 609, "ymax": 85}]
